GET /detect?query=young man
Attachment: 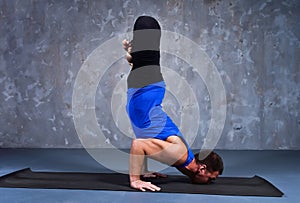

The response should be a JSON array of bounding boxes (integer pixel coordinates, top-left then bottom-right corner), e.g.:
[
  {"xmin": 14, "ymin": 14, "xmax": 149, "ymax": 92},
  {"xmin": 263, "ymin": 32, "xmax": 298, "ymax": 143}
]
[{"xmin": 123, "ymin": 16, "xmax": 223, "ymax": 192}]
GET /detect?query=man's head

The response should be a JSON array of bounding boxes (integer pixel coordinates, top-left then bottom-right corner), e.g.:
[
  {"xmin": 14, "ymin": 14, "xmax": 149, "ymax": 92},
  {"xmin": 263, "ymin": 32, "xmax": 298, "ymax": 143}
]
[{"xmin": 192, "ymin": 151, "xmax": 224, "ymax": 184}]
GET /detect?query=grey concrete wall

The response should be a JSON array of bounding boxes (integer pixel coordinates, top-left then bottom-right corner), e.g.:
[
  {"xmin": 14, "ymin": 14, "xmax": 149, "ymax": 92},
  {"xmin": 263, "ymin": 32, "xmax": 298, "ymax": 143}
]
[{"xmin": 0, "ymin": 0, "xmax": 299, "ymax": 149}]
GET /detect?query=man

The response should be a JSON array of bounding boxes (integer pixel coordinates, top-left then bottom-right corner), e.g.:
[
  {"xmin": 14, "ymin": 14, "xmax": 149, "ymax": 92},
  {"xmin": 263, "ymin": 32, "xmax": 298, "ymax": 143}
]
[{"xmin": 123, "ymin": 16, "xmax": 223, "ymax": 192}]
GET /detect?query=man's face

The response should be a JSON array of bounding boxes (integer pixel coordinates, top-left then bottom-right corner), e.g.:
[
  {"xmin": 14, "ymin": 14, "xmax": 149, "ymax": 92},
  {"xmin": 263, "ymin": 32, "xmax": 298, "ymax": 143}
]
[{"xmin": 192, "ymin": 168, "xmax": 220, "ymax": 184}]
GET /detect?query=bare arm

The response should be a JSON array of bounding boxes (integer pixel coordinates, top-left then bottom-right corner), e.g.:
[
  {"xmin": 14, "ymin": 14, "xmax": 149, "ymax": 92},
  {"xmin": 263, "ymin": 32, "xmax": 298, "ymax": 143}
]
[
  {"xmin": 129, "ymin": 139, "xmax": 161, "ymax": 192},
  {"xmin": 129, "ymin": 136, "xmax": 188, "ymax": 191}
]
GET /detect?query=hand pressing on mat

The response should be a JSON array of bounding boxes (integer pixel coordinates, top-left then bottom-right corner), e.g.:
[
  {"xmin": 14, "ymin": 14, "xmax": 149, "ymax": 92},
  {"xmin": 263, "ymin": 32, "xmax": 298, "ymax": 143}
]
[
  {"xmin": 130, "ymin": 179, "xmax": 161, "ymax": 192},
  {"xmin": 142, "ymin": 171, "xmax": 167, "ymax": 179}
]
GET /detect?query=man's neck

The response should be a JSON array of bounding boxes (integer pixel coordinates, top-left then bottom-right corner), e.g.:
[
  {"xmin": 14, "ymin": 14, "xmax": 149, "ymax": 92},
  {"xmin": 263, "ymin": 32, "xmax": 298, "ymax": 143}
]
[{"xmin": 176, "ymin": 158, "xmax": 198, "ymax": 179}]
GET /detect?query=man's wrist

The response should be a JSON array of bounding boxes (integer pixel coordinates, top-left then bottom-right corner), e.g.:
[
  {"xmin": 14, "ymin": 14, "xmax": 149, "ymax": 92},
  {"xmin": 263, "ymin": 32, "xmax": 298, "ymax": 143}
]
[{"xmin": 130, "ymin": 175, "xmax": 140, "ymax": 183}]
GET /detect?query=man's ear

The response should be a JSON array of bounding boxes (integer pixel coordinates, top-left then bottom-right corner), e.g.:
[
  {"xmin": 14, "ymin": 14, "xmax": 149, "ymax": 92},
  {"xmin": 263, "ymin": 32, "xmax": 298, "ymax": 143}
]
[{"xmin": 198, "ymin": 164, "xmax": 207, "ymax": 175}]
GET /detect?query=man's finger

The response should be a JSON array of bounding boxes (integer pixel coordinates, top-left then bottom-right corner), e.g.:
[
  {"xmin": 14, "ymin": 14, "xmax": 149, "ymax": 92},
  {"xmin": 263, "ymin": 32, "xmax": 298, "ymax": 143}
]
[
  {"xmin": 142, "ymin": 172, "xmax": 167, "ymax": 179},
  {"xmin": 143, "ymin": 173, "xmax": 156, "ymax": 178},
  {"xmin": 140, "ymin": 182, "xmax": 160, "ymax": 192},
  {"xmin": 151, "ymin": 184, "xmax": 161, "ymax": 191},
  {"xmin": 146, "ymin": 182, "xmax": 161, "ymax": 191},
  {"xmin": 154, "ymin": 172, "xmax": 167, "ymax": 178}
]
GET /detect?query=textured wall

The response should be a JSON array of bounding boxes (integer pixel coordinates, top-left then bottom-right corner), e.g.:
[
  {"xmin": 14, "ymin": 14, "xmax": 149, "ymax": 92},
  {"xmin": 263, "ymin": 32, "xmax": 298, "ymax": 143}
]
[{"xmin": 0, "ymin": 0, "xmax": 299, "ymax": 149}]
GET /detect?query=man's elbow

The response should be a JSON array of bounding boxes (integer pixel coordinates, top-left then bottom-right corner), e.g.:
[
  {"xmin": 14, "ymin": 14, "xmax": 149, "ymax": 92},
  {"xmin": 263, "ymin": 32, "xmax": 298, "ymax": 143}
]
[
  {"xmin": 130, "ymin": 139, "xmax": 144, "ymax": 153},
  {"xmin": 131, "ymin": 139, "xmax": 139, "ymax": 149}
]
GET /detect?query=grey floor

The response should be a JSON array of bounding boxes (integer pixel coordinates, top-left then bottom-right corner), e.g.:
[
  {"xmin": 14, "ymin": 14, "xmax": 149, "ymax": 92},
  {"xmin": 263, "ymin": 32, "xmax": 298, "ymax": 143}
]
[{"xmin": 0, "ymin": 149, "xmax": 299, "ymax": 203}]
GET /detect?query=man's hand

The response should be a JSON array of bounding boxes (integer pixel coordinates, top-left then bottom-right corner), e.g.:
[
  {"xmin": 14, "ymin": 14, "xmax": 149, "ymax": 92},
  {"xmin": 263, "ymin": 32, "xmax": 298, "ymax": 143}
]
[
  {"xmin": 130, "ymin": 180, "xmax": 161, "ymax": 192},
  {"xmin": 142, "ymin": 171, "xmax": 168, "ymax": 178}
]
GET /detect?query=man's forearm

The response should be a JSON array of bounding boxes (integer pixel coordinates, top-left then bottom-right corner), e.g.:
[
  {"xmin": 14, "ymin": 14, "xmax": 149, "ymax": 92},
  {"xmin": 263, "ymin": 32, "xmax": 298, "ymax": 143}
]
[{"xmin": 129, "ymin": 140, "xmax": 145, "ymax": 183}]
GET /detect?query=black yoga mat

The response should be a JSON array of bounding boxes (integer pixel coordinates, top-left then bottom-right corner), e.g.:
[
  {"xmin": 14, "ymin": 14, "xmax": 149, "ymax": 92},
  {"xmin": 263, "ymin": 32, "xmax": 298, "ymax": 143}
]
[{"xmin": 0, "ymin": 168, "xmax": 283, "ymax": 197}]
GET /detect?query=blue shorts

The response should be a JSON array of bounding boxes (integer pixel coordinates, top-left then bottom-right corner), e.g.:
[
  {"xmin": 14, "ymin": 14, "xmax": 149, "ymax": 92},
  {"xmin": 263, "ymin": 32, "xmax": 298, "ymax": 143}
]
[{"xmin": 126, "ymin": 81, "xmax": 194, "ymax": 167}]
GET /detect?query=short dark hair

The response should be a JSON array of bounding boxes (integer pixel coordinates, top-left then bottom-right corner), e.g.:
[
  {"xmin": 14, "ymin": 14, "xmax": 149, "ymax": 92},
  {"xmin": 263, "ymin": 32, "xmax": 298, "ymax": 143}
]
[{"xmin": 194, "ymin": 151, "xmax": 224, "ymax": 175}]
